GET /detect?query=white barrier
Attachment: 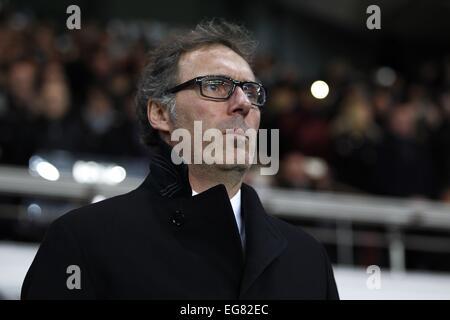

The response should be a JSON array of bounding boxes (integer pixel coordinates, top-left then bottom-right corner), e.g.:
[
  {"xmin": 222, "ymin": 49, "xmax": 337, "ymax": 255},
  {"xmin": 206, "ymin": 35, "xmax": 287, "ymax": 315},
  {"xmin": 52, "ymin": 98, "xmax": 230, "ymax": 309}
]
[
  {"xmin": 2, "ymin": 165, "xmax": 450, "ymax": 272},
  {"xmin": 1, "ymin": 241, "xmax": 450, "ymax": 300}
]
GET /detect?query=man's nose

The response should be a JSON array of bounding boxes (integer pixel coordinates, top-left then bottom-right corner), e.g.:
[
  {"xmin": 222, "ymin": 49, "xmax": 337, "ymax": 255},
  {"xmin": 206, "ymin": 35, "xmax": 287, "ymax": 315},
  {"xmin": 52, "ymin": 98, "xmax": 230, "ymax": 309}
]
[{"xmin": 227, "ymin": 86, "xmax": 252, "ymax": 116}]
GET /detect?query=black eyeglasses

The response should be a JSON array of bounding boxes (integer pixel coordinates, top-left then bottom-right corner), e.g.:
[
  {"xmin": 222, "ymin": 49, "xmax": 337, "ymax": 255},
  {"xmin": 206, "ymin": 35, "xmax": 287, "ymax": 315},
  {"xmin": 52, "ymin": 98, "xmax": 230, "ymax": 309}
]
[{"xmin": 165, "ymin": 75, "xmax": 267, "ymax": 107}]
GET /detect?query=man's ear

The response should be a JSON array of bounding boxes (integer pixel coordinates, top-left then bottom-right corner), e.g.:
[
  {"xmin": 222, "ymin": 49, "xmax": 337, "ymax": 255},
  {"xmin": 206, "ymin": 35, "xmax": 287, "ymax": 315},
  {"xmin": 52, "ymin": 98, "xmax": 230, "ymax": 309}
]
[{"xmin": 147, "ymin": 99, "xmax": 171, "ymax": 136}]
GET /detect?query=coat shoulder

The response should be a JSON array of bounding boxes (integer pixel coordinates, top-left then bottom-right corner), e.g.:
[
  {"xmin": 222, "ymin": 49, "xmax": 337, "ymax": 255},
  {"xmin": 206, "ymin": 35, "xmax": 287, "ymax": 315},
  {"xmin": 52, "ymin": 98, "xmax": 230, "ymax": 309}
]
[
  {"xmin": 269, "ymin": 214, "xmax": 324, "ymax": 252},
  {"xmin": 52, "ymin": 186, "xmax": 151, "ymax": 234},
  {"xmin": 242, "ymin": 183, "xmax": 326, "ymax": 255}
]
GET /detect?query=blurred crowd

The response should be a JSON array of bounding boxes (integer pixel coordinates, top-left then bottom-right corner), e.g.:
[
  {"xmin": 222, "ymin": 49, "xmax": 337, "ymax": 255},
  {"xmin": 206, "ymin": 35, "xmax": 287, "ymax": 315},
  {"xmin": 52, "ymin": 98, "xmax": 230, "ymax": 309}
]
[
  {"xmin": 257, "ymin": 58, "xmax": 450, "ymax": 202},
  {"xmin": 1, "ymin": 12, "xmax": 450, "ymax": 202},
  {"xmin": 0, "ymin": 13, "xmax": 150, "ymax": 166}
]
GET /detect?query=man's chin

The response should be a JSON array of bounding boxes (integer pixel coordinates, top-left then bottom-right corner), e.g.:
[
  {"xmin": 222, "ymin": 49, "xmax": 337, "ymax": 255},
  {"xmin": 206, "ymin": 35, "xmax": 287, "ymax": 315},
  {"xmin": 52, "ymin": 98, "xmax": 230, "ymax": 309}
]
[{"xmin": 214, "ymin": 163, "xmax": 250, "ymax": 172}]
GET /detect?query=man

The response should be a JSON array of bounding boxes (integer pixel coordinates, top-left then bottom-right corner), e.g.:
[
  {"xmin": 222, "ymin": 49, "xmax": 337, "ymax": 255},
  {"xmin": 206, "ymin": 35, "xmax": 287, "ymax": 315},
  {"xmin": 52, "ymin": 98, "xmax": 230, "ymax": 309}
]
[{"xmin": 21, "ymin": 19, "xmax": 339, "ymax": 299}]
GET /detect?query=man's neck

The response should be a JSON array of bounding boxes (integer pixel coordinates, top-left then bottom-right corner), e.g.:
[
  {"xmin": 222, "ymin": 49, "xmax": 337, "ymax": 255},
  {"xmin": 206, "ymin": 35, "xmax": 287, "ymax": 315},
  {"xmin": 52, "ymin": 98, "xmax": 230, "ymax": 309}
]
[{"xmin": 188, "ymin": 165, "xmax": 245, "ymax": 198}]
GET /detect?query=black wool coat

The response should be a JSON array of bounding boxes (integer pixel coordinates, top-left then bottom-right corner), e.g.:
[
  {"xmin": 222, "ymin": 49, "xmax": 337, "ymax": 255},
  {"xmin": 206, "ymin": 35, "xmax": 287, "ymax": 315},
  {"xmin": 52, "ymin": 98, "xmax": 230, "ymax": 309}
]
[{"xmin": 21, "ymin": 143, "xmax": 339, "ymax": 300}]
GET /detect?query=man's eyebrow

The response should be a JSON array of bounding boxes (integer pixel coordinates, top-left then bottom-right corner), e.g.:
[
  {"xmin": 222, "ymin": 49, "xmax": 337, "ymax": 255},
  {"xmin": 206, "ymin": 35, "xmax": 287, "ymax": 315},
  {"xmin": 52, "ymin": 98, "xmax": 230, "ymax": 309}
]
[{"xmin": 204, "ymin": 74, "xmax": 232, "ymax": 79}]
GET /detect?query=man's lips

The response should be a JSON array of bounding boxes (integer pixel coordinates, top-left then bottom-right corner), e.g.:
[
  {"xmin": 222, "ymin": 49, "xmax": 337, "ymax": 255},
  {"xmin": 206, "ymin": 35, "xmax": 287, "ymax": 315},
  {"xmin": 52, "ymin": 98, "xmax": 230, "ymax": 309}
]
[{"xmin": 222, "ymin": 127, "xmax": 247, "ymax": 136}]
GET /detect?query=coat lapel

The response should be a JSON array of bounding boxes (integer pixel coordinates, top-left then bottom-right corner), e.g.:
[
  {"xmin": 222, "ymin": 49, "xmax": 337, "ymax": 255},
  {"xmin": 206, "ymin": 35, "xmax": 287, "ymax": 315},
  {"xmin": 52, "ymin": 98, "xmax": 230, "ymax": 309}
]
[{"xmin": 239, "ymin": 184, "xmax": 287, "ymax": 297}]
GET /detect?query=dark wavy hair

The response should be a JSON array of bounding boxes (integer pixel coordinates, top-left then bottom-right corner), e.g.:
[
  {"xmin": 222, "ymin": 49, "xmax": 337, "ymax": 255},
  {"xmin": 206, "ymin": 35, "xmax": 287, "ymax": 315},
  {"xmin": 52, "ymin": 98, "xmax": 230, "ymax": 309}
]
[{"xmin": 135, "ymin": 18, "xmax": 258, "ymax": 147}]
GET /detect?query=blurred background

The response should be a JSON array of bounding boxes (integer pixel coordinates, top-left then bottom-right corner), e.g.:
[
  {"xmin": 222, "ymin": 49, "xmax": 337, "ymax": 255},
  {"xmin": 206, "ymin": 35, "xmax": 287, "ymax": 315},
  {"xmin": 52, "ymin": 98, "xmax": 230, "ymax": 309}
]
[{"xmin": 1, "ymin": 0, "xmax": 450, "ymax": 299}]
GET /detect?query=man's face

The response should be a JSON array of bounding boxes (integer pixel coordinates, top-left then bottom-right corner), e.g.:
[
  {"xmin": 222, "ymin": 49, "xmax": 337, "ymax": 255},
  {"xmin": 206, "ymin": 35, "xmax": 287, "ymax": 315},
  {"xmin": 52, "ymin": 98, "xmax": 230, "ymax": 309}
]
[{"xmin": 171, "ymin": 44, "xmax": 261, "ymax": 170}]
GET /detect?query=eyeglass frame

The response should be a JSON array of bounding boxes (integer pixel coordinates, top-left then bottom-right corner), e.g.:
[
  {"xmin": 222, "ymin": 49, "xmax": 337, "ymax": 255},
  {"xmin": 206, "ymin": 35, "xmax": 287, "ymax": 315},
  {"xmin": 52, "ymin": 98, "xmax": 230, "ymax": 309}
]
[{"xmin": 165, "ymin": 75, "xmax": 267, "ymax": 107}]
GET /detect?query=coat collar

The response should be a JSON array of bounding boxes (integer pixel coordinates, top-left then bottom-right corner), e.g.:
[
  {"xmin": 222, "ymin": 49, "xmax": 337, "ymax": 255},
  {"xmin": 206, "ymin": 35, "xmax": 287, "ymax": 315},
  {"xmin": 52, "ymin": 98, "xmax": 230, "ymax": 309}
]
[
  {"xmin": 142, "ymin": 139, "xmax": 192, "ymax": 198},
  {"xmin": 140, "ymin": 140, "xmax": 287, "ymax": 297}
]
